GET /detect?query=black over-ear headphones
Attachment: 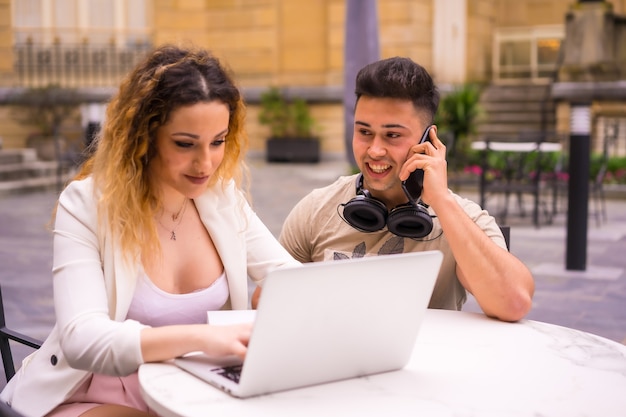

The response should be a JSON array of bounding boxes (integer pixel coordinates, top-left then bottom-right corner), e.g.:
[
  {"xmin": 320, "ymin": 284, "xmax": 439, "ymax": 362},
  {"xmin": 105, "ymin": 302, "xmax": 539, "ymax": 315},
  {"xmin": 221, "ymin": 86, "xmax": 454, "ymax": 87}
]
[{"xmin": 339, "ymin": 173, "xmax": 433, "ymax": 238}]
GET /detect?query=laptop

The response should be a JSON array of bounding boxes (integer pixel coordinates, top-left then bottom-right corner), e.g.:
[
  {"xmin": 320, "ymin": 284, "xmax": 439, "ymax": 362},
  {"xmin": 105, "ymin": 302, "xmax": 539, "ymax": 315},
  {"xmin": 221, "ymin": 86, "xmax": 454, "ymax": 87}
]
[{"xmin": 174, "ymin": 250, "xmax": 443, "ymax": 398}]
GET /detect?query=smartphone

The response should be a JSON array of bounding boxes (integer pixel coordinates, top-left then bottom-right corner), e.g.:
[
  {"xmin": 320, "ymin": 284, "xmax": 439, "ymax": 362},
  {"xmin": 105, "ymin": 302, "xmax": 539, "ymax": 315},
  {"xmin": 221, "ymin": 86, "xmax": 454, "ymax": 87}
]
[{"xmin": 401, "ymin": 125, "xmax": 433, "ymax": 202}]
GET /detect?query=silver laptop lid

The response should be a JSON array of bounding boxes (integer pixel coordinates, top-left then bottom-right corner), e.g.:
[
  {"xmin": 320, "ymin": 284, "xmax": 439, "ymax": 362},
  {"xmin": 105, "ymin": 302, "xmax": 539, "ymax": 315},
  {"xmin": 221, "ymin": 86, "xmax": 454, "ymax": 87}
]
[{"xmin": 236, "ymin": 250, "xmax": 443, "ymax": 397}]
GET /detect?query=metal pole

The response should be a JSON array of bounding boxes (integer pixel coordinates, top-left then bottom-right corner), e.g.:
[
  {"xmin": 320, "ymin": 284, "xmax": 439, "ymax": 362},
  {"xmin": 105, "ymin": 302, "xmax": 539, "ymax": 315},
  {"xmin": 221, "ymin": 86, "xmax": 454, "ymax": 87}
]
[
  {"xmin": 343, "ymin": 0, "xmax": 379, "ymax": 168},
  {"xmin": 565, "ymin": 105, "xmax": 591, "ymax": 271}
]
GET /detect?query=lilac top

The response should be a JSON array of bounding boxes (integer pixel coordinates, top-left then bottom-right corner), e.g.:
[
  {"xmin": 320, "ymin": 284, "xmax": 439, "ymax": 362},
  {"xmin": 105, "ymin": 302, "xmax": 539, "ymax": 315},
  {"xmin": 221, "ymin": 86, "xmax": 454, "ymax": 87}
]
[{"xmin": 127, "ymin": 271, "xmax": 229, "ymax": 326}]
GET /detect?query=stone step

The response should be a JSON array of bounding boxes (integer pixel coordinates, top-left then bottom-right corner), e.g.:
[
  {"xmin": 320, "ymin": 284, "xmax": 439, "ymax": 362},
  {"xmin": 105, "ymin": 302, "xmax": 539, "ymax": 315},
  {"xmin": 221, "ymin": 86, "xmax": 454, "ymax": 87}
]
[
  {"xmin": 482, "ymin": 112, "xmax": 555, "ymax": 124},
  {"xmin": 477, "ymin": 82, "xmax": 557, "ymax": 143},
  {"xmin": 478, "ymin": 122, "xmax": 549, "ymax": 133},
  {"xmin": 481, "ymin": 84, "xmax": 551, "ymax": 101},
  {"xmin": 0, "ymin": 148, "xmax": 38, "ymax": 164},
  {"xmin": 481, "ymin": 101, "xmax": 556, "ymax": 113},
  {"xmin": 0, "ymin": 148, "xmax": 75, "ymax": 195},
  {"xmin": 0, "ymin": 171, "xmax": 73, "ymax": 196},
  {"xmin": 0, "ymin": 160, "xmax": 59, "ymax": 181}
]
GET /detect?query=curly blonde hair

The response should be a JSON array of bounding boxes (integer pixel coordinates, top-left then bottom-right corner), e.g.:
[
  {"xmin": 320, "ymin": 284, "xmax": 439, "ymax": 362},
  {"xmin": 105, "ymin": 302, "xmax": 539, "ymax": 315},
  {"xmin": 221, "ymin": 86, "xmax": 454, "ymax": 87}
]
[{"xmin": 75, "ymin": 44, "xmax": 249, "ymax": 262}]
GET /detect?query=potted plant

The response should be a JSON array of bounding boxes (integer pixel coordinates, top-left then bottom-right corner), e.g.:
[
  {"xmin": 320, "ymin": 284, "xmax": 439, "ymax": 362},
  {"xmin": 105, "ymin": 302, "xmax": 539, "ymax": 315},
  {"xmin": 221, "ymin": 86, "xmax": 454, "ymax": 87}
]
[
  {"xmin": 435, "ymin": 83, "xmax": 483, "ymax": 173},
  {"xmin": 10, "ymin": 84, "xmax": 80, "ymax": 161},
  {"xmin": 258, "ymin": 87, "xmax": 320, "ymax": 163}
]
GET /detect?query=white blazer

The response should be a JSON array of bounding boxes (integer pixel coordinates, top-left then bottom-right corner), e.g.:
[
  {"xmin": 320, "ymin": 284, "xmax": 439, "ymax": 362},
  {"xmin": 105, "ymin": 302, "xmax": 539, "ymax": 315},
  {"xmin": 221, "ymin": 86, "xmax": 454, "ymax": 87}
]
[{"xmin": 1, "ymin": 177, "xmax": 300, "ymax": 417}]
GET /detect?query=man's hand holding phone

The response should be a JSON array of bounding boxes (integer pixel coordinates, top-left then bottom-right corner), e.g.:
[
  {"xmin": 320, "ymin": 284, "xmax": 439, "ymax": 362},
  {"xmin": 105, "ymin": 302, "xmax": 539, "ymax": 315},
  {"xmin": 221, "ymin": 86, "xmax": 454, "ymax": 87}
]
[{"xmin": 399, "ymin": 125, "xmax": 449, "ymax": 206}]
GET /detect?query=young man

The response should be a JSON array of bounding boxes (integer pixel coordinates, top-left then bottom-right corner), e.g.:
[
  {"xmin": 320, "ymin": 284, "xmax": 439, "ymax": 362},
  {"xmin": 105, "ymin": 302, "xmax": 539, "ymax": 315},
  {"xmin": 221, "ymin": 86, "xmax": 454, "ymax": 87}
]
[{"xmin": 260, "ymin": 57, "xmax": 534, "ymax": 322}]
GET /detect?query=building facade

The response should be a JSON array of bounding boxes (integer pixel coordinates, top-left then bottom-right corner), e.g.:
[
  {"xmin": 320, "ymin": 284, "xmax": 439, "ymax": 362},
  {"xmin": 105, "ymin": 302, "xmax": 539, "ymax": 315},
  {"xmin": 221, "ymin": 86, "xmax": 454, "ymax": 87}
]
[{"xmin": 0, "ymin": 0, "xmax": 624, "ymax": 155}]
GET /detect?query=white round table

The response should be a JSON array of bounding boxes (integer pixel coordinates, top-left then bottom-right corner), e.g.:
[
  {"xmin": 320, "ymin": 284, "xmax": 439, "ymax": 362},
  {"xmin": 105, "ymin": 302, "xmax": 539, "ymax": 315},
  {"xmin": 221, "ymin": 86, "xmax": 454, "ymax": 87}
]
[{"xmin": 139, "ymin": 309, "xmax": 626, "ymax": 417}]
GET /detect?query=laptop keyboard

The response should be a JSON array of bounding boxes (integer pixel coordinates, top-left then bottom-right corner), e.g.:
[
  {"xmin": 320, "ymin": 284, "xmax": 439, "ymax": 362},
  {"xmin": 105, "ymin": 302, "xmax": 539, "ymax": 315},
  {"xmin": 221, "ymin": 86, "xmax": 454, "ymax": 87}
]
[{"xmin": 212, "ymin": 364, "xmax": 243, "ymax": 384}]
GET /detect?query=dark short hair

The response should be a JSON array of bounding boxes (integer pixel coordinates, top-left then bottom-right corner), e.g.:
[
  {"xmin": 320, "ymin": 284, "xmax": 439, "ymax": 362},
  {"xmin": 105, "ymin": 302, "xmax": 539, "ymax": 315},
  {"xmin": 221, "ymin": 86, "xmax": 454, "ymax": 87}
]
[{"xmin": 354, "ymin": 57, "xmax": 440, "ymax": 123}]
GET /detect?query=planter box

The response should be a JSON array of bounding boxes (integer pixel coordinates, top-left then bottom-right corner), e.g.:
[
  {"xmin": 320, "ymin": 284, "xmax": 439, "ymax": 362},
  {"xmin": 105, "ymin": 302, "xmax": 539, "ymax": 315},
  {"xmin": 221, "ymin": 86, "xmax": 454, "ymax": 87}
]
[{"xmin": 266, "ymin": 137, "xmax": 320, "ymax": 163}]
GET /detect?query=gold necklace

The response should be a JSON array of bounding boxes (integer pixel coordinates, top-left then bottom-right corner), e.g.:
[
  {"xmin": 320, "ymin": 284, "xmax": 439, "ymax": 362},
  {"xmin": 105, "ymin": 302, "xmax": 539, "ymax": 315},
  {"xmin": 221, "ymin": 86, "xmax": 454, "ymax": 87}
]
[
  {"xmin": 157, "ymin": 198, "xmax": 188, "ymax": 241},
  {"xmin": 170, "ymin": 199, "xmax": 187, "ymax": 221}
]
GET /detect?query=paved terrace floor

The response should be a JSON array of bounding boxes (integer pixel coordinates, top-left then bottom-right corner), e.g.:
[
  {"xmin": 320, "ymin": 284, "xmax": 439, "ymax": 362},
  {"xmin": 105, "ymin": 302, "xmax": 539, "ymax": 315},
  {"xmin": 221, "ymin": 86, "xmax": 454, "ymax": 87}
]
[{"xmin": 1, "ymin": 155, "xmax": 625, "ymax": 389}]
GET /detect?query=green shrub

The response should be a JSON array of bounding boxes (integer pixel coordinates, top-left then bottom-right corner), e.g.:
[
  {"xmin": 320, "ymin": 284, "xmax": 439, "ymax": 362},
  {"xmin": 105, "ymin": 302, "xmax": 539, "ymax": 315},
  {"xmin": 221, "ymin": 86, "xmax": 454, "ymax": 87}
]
[
  {"xmin": 258, "ymin": 87, "xmax": 315, "ymax": 138},
  {"xmin": 435, "ymin": 83, "xmax": 483, "ymax": 171},
  {"xmin": 465, "ymin": 151, "xmax": 626, "ymax": 184}
]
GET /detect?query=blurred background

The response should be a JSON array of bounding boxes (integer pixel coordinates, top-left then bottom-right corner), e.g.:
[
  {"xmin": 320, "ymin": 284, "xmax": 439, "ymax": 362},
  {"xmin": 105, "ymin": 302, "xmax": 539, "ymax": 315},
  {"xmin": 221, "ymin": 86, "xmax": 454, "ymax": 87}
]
[{"xmin": 0, "ymin": 0, "xmax": 625, "ymax": 188}]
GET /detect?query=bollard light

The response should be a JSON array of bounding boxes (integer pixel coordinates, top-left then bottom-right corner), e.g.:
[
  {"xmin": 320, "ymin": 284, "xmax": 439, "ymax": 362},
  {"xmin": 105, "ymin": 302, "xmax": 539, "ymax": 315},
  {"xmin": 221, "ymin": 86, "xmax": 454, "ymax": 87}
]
[
  {"xmin": 570, "ymin": 105, "xmax": 591, "ymax": 135},
  {"xmin": 566, "ymin": 103, "xmax": 591, "ymax": 271}
]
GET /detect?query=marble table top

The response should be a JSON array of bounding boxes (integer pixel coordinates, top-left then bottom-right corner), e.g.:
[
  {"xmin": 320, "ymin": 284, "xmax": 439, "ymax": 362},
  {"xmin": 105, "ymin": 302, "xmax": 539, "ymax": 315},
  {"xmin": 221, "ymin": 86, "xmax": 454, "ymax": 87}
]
[{"xmin": 139, "ymin": 309, "xmax": 626, "ymax": 417}]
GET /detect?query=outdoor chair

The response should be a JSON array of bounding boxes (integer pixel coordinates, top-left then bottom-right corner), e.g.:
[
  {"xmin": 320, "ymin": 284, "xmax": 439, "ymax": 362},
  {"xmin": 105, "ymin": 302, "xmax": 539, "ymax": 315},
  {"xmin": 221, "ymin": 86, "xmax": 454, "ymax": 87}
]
[
  {"xmin": 589, "ymin": 157, "xmax": 609, "ymax": 226},
  {"xmin": 477, "ymin": 132, "xmax": 563, "ymax": 227},
  {"xmin": 499, "ymin": 225, "xmax": 510, "ymax": 251},
  {"xmin": 588, "ymin": 120, "xmax": 619, "ymax": 226},
  {"xmin": 0, "ymin": 400, "xmax": 27, "ymax": 417},
  {"xmin": 551, "ymin": 120, "xmax": 618, "ymax": 227},
  {"xmin": 0, "ymin": 285, "xmax": 43, "ymax": 383}
]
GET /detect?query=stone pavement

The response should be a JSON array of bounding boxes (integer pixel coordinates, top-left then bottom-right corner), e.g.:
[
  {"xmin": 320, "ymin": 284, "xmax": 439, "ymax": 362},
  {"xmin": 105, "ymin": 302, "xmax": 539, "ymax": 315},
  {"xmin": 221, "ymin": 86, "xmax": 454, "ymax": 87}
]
[{"xmin": 1, "ymin": 154, "xmax": 625, "ymax": 388}]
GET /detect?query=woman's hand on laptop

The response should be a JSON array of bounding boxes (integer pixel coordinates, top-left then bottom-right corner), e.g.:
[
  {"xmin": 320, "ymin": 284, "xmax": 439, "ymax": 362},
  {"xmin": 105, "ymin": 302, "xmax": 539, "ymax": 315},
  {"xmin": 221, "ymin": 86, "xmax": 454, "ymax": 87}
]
[
  {"xmin": 203, "ymin": 323, "xmax": 252, "ymax": 360},
  {"xmin": 142, "ymin": 322, "xmax": 252, "ymax": 363}
]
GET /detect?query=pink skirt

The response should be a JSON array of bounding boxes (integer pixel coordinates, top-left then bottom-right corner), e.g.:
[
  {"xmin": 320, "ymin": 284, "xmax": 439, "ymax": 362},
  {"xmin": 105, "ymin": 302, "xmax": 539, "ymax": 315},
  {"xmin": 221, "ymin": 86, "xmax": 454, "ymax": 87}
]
[{"xmin": 45, "ymin": 372, "xmax": 159, "ymax": 417}]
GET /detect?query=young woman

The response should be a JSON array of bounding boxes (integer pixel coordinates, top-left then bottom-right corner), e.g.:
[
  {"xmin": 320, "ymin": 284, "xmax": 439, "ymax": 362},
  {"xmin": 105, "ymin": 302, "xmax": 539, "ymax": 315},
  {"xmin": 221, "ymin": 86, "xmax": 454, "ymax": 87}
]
[{"xmin": 1, "ymin": 44, "xmax": 299, "ymax": 417}]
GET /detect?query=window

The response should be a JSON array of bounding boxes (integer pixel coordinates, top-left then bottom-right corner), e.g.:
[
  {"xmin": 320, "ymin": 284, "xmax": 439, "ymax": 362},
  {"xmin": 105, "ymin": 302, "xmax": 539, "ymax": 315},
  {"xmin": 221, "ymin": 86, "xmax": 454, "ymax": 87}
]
[
  {"xmin": 54, "ymin": 0, "xmax": 79, "ymax": 43},
  {"xmin": 499, "ymin": 40, "xmax": 531, "ymax": 79},
  {"xmin": 596, "ymin": 117, "xmax": 626, "ymax": 157},
  {"xmin": 494, "ymin": 25, "xmax": 564, "ymax": 83},
  {"xmin": 12, "ymin": 0, "xmax": 151, "ymax": 45},
  {"xmin": 13, "ymin": 0, "xmax": 44, "ymax": 43},
  {"xmin": 12, "ymin": 0, "xmax": 152, "ymax": 87},
  {"xmin": 537, "ymin": 38, "xmax": 561, "ymax": 78}
]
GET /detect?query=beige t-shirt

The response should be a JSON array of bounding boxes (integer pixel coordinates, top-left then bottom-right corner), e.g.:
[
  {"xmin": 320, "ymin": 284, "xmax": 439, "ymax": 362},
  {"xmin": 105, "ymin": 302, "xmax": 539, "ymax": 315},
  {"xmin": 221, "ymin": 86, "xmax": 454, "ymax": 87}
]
[{"xmin": 279, "ymin": 174, "xmax": 507, "ymax": 310}]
